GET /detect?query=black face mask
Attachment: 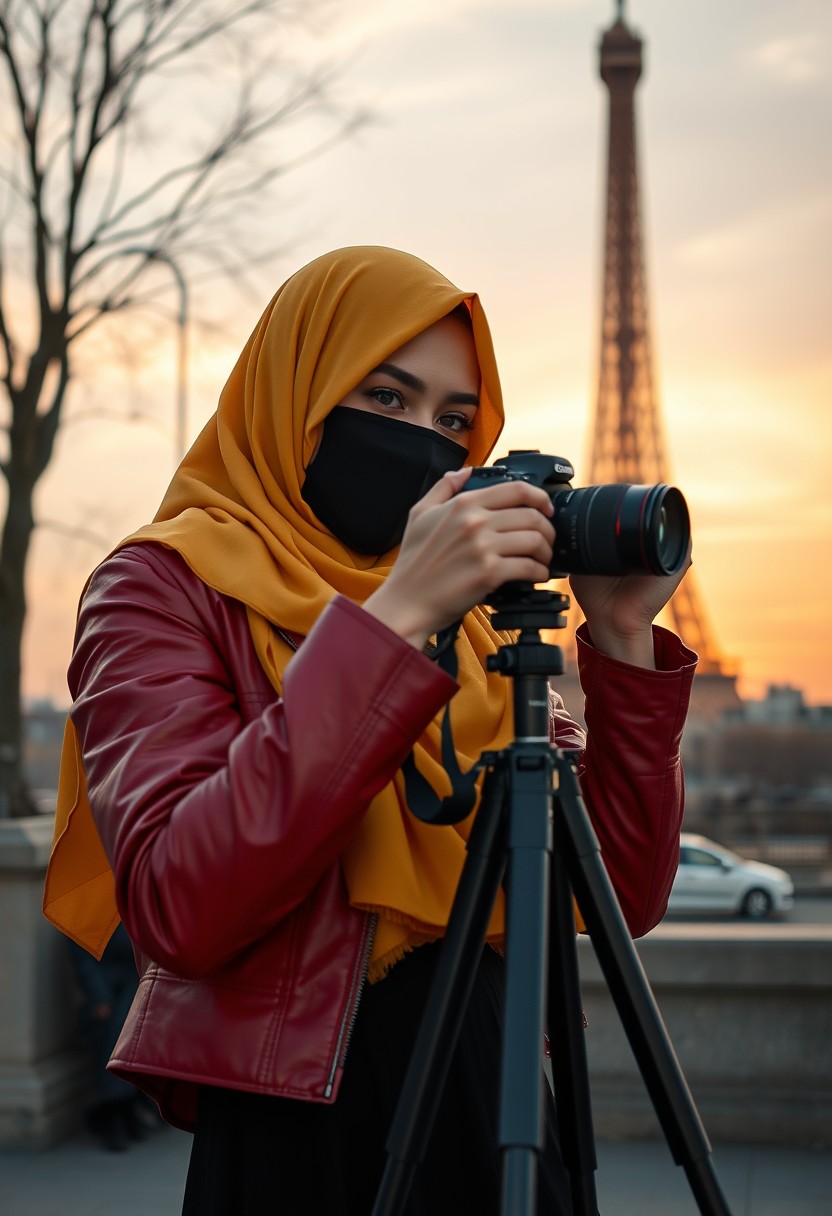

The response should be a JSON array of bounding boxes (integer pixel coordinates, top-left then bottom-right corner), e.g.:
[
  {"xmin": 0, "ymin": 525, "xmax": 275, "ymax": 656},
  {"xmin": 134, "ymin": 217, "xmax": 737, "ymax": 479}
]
[{"xmin": 301, "ymin": 406, "xmax": 468, "ymax": 555}]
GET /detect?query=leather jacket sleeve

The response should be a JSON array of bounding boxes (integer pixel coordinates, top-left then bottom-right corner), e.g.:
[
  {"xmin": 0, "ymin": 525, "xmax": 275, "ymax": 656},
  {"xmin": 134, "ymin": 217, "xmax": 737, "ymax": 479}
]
[
  {"xmin": 564, "ymin": 623, "xmax": 697, "ymax": 937},
  {"xmin": 69, "ymin": 546, "xmax": 457, "ymax": 978}
]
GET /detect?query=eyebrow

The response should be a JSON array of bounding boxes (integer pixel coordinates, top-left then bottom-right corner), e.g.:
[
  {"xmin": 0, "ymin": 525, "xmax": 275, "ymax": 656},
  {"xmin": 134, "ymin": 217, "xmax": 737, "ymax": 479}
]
[{"xmin": 372, "ymin": 362, "xmax": 480, "ymax": 408}]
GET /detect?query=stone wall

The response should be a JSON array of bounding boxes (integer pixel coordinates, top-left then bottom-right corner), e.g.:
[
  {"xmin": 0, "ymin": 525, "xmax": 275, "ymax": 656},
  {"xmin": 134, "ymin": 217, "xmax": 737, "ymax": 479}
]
[
  {"xmin": 0, "ymin": 818, "xmax": 88, "ymax": 1147},
  {"xmin": 2, "ymin": 816, "xmax": 831, "ymax": 1149},
  {"xmin": 576, "ymin": 929, "xmax": 832, "ymax": 1149}
]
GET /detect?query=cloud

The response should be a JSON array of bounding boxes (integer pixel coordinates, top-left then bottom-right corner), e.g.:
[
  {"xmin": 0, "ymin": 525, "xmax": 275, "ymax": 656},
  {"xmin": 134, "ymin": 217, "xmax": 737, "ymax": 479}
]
[
  {"xmin": 751, "ymin": 34, "xmax": 824, "ymax": 83},
  {"xmin": 673, "ymin": 191, "xmax": 832, "ymax": 271}
]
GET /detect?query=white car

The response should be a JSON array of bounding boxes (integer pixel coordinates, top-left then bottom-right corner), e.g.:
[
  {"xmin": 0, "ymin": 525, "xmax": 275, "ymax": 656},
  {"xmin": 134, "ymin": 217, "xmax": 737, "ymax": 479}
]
[{"xmin": 667, "ymin": 833, "xmax": 794, "ymax": 919}]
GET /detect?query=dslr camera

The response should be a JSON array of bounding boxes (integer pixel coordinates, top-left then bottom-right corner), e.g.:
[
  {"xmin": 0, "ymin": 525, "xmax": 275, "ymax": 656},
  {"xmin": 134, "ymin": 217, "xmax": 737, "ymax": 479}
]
[{"xmin": 463, "ymin": 451, "xmax": 690, "ymax": 578}]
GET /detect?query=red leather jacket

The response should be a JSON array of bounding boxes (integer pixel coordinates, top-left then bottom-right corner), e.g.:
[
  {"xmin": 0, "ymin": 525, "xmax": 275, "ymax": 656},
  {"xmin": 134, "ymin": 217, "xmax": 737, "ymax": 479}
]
[{"xmin": 68, "ymin": 544, "xmax": 696, "ymax": 1131}]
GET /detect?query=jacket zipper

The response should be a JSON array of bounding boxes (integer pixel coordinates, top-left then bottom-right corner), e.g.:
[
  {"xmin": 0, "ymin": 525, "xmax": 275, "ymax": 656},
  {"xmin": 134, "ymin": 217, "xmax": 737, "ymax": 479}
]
[
  {"xmin": 275, "ymin": 627, "xmax": 304, "ymax": 653},
  {"xmin": 324, "ymin": 911, "xmax": 377, "ymax": 1099}
]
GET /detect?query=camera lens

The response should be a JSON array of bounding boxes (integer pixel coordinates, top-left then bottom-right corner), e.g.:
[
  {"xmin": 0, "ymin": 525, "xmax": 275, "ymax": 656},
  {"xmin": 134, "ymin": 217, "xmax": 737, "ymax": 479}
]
[
  {"xmin": 656, "ymin": 501, "xmax": 688, "ymax": 567},
  {"xmin": 551, "ymin": 483, "xmax": 689, "ymax": 576}
]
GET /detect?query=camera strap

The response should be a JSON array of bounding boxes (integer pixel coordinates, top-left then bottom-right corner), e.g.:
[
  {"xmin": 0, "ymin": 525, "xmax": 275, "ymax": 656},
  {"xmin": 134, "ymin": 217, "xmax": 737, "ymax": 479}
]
[{"xmin": 403, "ymin": 619, "xmax": 483, "ymax": 826}]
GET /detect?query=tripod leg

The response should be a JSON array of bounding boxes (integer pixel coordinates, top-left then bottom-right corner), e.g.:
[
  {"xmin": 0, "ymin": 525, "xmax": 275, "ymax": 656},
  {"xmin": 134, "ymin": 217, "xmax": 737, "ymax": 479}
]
[
  {"xmin": 371, "ymin": 765, "xmax": 509, "ymax": 1216},
  {"xmin": 548, "ymin": 839, "xmax": 599, "ymax": 1216},
  {"xmin": 498, "ymin": 749, "xmax": 554, "ymax": 1216},
  {"xmin": 555, "ymin": 756, "xmax": 734, "ymax": 1216}
]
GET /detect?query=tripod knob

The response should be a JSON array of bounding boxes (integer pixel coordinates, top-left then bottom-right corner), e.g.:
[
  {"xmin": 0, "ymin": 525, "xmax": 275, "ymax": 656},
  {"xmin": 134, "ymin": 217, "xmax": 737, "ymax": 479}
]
[{"xmin": 487, "ymin": 640, "xmax": 564, "ymax": 677}]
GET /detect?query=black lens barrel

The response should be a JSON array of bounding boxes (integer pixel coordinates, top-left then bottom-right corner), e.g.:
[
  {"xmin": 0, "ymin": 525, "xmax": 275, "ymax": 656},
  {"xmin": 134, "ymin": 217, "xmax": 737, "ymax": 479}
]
[{"xmin": 550, "ymin": 483, "xmax": 689, "ymax": 577}]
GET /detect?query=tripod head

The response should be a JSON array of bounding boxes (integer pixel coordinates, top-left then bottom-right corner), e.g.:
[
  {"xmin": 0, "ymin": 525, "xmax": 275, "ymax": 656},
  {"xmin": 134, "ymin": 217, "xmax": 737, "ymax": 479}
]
[{"xmin": 486, "ymin": 584, "xmax": 571, "ymax": 681}]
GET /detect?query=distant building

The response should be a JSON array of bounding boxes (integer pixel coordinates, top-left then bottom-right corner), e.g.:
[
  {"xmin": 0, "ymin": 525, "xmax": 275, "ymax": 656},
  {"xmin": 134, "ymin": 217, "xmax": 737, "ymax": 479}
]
[
  {"xmin": 683, "ymin": 680, "xmax": 832, "ymax": 807},
  {"xmin": 719, "ymin": 683, "xmax": 832, "ymax": 731},
  {"xmin": 23, "ymin": 699, "xmax": 68, "ymax": 808},
  {"xmin": 734, "ymin": 684, "xmax": 807, "ymax": 726}
]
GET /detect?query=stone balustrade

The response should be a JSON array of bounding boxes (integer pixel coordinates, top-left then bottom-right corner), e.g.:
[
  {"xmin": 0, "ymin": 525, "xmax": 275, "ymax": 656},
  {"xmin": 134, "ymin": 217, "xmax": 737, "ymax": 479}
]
[{"xmin": 2, "ymin": 818, "xmax": 831, "ymax": 1149}]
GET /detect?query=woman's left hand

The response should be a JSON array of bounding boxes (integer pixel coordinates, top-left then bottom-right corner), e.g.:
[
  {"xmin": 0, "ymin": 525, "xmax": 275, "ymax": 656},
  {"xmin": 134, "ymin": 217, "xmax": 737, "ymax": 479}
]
[{"xmin": 568, "ymin": 543, "xmax": 692, "ymax": 669}]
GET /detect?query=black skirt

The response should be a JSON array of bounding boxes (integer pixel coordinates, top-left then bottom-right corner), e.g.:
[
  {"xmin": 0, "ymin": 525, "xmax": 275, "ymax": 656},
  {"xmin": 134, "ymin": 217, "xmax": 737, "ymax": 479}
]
[{"xmin": 182, "ymin": 941, "xmax": 575, "ymax": 1215}]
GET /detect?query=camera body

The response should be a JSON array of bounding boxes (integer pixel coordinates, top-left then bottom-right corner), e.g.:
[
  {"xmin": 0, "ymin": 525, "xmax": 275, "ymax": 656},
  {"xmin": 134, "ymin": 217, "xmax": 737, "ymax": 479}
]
[{"xmin": 463, "ymin": 450, "xmax": 690, "ymax": 579}]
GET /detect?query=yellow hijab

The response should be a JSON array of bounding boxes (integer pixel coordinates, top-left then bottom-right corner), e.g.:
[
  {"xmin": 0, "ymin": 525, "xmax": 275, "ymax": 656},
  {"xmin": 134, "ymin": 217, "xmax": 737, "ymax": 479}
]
[{"xmin": 44, "ymin": 246, "xmax": 517, "ymax": 979}]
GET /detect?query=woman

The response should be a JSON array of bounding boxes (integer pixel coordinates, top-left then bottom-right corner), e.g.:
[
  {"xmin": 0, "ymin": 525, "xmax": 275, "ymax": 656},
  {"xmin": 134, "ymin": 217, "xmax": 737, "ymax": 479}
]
[{"xmin": 45, "ymin": 246, "xmax": 696, "ymax": 1214}]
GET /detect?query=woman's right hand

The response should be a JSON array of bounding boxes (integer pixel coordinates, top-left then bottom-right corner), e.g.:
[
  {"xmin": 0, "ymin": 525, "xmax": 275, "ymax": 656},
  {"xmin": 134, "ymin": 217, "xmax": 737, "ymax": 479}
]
[{"xmin": 363, "ymin": 468, "xmax": 555, "ymax": 649}]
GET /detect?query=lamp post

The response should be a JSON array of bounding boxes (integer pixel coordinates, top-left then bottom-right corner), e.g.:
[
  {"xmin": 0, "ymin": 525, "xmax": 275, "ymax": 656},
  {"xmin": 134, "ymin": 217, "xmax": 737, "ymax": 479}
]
[{"xmin": 125, "ymin": 247, "xmax": 189, "ymax": 465}]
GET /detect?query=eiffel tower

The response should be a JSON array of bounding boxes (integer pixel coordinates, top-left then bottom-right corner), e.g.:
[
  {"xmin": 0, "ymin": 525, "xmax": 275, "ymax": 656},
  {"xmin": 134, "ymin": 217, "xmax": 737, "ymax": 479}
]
[{"xmin": 574, "ymin": 0, "xmax": 741, "ymax": 720}]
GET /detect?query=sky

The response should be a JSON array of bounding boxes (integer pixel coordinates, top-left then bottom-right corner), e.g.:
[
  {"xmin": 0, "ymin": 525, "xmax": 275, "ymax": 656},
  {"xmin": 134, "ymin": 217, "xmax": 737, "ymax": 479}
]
[{"xmin": 19, "ymin": 0, "xmax": 832, "ymax": 707}]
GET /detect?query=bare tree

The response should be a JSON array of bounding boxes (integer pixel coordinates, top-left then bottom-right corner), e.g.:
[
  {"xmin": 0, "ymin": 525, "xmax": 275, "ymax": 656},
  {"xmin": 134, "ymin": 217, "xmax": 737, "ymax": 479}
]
[{"xmin": 0, "ymin": 0, "xmax": 364, "ymax": 817}]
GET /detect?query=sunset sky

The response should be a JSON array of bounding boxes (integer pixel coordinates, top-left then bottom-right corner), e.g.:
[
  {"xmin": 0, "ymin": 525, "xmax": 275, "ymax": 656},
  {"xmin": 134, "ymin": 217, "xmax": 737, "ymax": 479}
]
[{"xmin": 20, "ymin": 0, "xmax": 832, "ymax": 707}]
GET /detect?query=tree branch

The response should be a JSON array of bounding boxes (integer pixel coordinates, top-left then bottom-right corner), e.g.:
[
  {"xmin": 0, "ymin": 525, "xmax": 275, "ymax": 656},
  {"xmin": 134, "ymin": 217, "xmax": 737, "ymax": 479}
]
[
  {"xmin": 0, "ymin": 251, "xmax": 16, "ymax": 388},
  {"xmin": 33, "ymin": 349, "xmax": 68, "ymax": 478},
  {"xmin": 63, "ymin": 0, "xmax": 122, "ymax": 292},
  {"xmin": 76, "ymin": 63, "xmax": 328, "ymax": 260},
  {"xmin": 37, "ymin": 516, "xmax": 111, "ymax": 549}
]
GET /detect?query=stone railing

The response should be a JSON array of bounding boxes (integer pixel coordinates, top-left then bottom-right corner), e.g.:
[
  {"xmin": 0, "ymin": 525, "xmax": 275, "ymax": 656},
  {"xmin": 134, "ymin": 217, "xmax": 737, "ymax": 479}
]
[
  {"xmin": 0, "ymin": 817, "xmax": 88, "ymax": 1147},
  {"xmin": 2, "ymin": 817, "xmax": 831, "ymax": 1149},
  {"xmin": 576, "ymin": 926, "xmax": 832, "ymax": 1150}
]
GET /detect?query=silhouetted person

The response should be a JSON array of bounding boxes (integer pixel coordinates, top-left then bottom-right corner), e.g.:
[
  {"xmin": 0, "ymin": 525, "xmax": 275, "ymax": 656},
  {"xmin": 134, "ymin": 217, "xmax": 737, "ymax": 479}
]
[{"xmin": 66, "ymin": 922, "xmax": 154, "ymax": 1151}]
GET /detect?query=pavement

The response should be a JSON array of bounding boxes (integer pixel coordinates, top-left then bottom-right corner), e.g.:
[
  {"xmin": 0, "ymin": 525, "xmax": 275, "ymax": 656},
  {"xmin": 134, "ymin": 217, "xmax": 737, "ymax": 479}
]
[{"xmin": 1, "ymin": 1124, "xmax": 830, "ymax": 1215}]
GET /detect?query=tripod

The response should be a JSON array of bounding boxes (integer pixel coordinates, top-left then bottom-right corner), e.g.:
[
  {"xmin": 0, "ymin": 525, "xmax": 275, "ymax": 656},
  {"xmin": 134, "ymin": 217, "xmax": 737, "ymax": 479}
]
[{"xmin": 371, "ymin": 587, "xmax": 733, "ymax": 1216}]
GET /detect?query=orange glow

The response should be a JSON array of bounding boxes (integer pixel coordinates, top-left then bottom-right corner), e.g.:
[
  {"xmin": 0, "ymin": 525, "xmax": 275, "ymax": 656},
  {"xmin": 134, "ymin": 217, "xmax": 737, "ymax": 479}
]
[{"xmin": 14, "ymin": 0, "xmax": 832, "ymax": 713}]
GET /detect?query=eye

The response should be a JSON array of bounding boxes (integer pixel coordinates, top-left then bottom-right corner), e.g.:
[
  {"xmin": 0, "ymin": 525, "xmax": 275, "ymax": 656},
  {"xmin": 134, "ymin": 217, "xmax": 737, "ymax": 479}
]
[
  {"xmin": 439, "ymin": 411, "xmax": 475, "ymax": 434},
  {"xmin": 367, "ymin": 387, "xmax": 403, "ymax": 409}
]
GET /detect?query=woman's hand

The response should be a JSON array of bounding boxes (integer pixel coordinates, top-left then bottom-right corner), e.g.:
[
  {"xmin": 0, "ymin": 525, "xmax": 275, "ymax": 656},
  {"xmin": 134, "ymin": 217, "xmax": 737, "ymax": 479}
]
[
  {"xmin": 568, "ymin": 543, "xmax": 692, "ymax": 669},
  {"xmin": 363, "ymin": 468, "xmax": 555, "ymax": 649}
]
